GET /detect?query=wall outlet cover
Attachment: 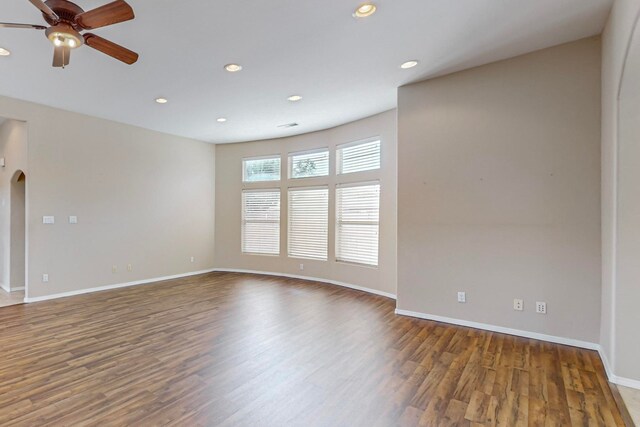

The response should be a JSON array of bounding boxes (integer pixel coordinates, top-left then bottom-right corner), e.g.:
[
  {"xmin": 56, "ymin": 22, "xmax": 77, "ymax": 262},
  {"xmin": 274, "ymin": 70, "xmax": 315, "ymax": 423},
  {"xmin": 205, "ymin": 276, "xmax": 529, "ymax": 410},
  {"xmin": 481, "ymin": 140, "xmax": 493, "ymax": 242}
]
[
  {"xmin": 457, "ymin": 292, "xmax": 466, "ymax": 303},
  {"xmin": 513, "ymin": 299, "xmax": 524, "ymax": 311}
]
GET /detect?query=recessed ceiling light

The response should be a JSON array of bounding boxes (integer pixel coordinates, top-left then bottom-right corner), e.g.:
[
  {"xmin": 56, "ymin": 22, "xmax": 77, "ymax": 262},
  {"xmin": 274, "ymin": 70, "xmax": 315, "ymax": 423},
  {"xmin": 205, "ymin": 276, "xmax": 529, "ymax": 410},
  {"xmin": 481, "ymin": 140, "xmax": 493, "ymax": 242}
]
[
  {"xmin": 224, "ymin": 63, "xmax": 243, "ymax": 73},
  {"xmin": 353, "ymin": 3, "xmax": 377, "ymax": 18},
  {"xmin": 0, "ymin": 48, "xmax": 11, "ymax": 56},
  {"xmin": 155, "ymin": 97, "xmax": 168, "ymax": 104},
  {"xmin": 217, "ymin": 117, "xmax": 227, "ymax": 123},
  {"xmin": 288, "ymin": 95, "xmax": 303, "ymax": 102},
  {"xmin": 400, "ymin": 60, "xmax": 419, "ymax": 69}
]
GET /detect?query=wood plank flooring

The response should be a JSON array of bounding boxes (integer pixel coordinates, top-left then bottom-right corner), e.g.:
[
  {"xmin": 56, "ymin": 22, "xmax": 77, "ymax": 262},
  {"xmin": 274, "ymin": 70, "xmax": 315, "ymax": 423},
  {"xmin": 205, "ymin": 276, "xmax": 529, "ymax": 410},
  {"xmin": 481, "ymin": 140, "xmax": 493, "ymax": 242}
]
[{"xmin": 0, "ymin": 272, "xmax": 629, "ymax": 426}]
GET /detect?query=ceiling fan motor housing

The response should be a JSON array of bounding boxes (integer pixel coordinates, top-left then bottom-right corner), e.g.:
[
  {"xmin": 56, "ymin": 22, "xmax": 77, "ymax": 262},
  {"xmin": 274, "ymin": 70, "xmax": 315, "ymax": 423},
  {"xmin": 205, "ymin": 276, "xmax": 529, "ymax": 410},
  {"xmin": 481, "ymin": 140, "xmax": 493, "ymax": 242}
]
[{"xmin": 43, "ymin": 0, "xmax": 84, "ymax": 28}]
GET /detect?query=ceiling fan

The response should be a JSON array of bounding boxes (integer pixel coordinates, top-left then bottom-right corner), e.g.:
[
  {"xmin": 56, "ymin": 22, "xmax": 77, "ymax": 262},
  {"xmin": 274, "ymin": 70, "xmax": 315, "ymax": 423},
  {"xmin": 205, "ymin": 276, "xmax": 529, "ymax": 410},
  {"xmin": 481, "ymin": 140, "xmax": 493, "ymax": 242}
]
[{"xmin": 0, "ymin": 0, "xmax": 138, "ymax": 68}]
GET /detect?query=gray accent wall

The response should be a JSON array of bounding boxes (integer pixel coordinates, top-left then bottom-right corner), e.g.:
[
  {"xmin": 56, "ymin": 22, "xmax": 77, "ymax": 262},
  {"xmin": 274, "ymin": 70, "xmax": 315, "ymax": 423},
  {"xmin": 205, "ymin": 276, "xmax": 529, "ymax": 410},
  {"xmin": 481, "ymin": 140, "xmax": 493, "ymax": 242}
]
[{"xmin": 397, "ymin": 37, "xmax": 602, "ymax": 343}]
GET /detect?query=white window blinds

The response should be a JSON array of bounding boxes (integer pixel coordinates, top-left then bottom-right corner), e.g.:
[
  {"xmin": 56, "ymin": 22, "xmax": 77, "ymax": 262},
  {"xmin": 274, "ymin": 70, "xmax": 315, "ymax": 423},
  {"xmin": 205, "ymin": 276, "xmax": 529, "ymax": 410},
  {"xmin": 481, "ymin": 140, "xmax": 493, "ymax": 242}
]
[
  {"xmin": 242, "ymin": 190, "xmax": 281, "ymax": 255},
  {"xmin": 336, "ymin": 183, "xmax": 380, "ymax": 266},
  {"xmin": 289, "ymin": 149, "xmax": 329, "ymax": 179},
  {"xmin": 288, "ymin": 187, "xmax": 328, "ymax": 260},
  {"xmin": 337, "ymin": 139, "xmax": 381, "ymax": 174},
  {"xmin": 243, "ymin": 156, "xmax": 281, "ymax": 182}
]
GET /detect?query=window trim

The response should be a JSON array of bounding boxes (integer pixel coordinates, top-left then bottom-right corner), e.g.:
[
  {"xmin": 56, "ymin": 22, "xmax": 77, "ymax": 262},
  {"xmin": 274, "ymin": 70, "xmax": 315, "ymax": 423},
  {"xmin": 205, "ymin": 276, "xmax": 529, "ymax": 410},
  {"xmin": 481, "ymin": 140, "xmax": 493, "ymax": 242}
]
[
  {"xmin": 287, "ymin": 147, "xmax": 330, "ymax": 180},
  {"xmin": 336, "ymin": 136, "xmax": 382, "ymax": 175},
  {"xmin": 335, "ymin": 180, "xmax": 381, "ymax": 267},
  {"xmin": 287, "ymin": 185, "xmax": 329, "ymax": 261},
  {"xmin": 242, "ymin": 154, "xmax": 282, "ymax": 183},
  {"xmin": 241, "ymin": 188, "xmax": 281, "ymax": 256}
]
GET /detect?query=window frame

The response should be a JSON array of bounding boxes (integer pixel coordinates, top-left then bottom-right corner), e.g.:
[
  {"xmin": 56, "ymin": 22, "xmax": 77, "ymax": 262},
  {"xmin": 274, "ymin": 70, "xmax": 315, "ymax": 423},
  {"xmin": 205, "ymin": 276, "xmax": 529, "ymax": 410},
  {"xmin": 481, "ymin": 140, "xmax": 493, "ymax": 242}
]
[
  {"xmin": 287, "ymin": 185, "xmax": 329, "ymax": 261},
  {"xmin": 335, "ymin": 180, "xmax": 381, "ymax": 267},
  {"xmin": 242, "ymin": 154, "xmax": 282, "ymax": 183},
  {"xmin": 336, "ymin": 137, "xmax": 381, "ymax": 175},
  {"xmin": 288, "ymin": 147, "xmax": 330, "ymax": 180},
  {"xmin": 241, "ymin": 188, "xmax": 281, "ymax": 256}
]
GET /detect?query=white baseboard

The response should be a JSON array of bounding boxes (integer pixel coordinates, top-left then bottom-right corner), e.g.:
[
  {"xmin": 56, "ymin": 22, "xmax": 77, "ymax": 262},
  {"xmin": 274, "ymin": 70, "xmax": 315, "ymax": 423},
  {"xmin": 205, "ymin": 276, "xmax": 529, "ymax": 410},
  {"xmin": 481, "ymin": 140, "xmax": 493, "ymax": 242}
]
[
  {"xmin": 0, "ymin": 283, "xmax": 9, "ymax": 292},
  {"xmin": 612, "ymin": 375, "xmax": 640, "ymax": 390},
  {"xmin": 213, "ymin": 268, "xmax": 397, "ymax": 300},
  {"xmin": 24, "ymin": 269, "xmax": 217, "ymax": 303},
  {"xmin": 395, "ymin": 308, "xmax": 600, "ymax": 350},
  {"xmin": 598, "ymin": 349, "xmax": 640, "ymax": 390}
]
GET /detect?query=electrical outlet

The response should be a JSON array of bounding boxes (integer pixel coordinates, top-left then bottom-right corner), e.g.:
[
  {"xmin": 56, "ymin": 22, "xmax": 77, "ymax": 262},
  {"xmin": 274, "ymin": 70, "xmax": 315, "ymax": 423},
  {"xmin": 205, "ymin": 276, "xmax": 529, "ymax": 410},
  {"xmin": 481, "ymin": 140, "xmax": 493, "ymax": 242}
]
[
  {"xmin": 42, "ymin": 273, "xmax": 49, "ymax": 283},
  {"xmin": 190, "ymin": 256, "xmax": 195, "ymax": 263},
  {"xmin": 536, "ymin": 301, "xmax": 547, "ymax": 314},
  {"xmin": 457, "ymin": 292, "xmax": 466, "ymax": 303},
  {"xmin": 513, "ymin": 299, "xmax": 524, "ymax": 311},
  {"xmin": 112, "ymin": 265, "xmax": 117, "ymax": 273},
  {"xmin": 127, "ymin": 264, "xmax": 132, "ymax": 272},
  {"xmin": 69, "ymin": 215, "xmax": 78, "ymax": 224},
  {"xmin": 299, "ymin": 264, "xmax": 304, "ymax": 271}
]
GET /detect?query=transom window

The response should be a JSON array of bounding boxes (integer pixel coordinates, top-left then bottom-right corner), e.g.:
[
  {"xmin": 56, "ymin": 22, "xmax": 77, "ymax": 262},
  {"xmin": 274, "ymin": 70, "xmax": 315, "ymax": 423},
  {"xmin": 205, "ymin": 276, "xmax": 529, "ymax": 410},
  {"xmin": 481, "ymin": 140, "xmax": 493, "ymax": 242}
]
[
  {"xmin": 289, "ymin": 149, "xmax": 329, "ymax": 179},
  {"xmin": 243, "ymin": 156, "xmax": 281, "ymax": 182},
  {"xmin": 337, "ymin": 139, "xmax": 381, "ymax": 175}
]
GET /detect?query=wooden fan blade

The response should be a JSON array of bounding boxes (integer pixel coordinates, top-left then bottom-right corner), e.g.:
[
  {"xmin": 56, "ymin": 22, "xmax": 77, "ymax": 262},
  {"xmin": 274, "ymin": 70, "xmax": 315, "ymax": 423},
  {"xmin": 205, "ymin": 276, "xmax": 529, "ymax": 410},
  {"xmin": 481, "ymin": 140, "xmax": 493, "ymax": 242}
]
[
  {"xmin": 28, "ymin": 0, "xmax": 59, "ymax": 21},
  {"xmin": 0, "ymin": 22, "xmax": 47, "ymax": 29},
  {"xmin": 52, "ymin": 45, "xmax": 70, "ymax": 67},
  {"xmin": 83, "ymin": 33, "xmax": 138, "ymax": 64},
  {"xmin": 76, "ymin": 0, "xmax": 134, "ymax": 30}
]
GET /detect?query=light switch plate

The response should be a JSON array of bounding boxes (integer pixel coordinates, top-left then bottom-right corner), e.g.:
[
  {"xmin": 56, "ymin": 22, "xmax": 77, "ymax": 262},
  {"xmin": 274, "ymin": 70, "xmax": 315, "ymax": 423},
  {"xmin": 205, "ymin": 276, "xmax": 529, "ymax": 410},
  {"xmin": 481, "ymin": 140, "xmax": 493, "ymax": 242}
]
[
  {"xmin": 43, "ymin": 216, "xmax": 55, "ymax": 224},
  {"xmin": 69, "ymin": 216, "xmax": 78, "ymax": 224}
]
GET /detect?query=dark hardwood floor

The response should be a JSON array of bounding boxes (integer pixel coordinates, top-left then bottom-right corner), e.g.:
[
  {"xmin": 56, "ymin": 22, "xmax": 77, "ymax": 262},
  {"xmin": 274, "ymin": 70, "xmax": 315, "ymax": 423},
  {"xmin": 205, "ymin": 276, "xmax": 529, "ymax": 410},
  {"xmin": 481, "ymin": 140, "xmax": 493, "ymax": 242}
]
[{"xmin": 0, "ymin": 272, "xmax": 628, "ymax": 426}]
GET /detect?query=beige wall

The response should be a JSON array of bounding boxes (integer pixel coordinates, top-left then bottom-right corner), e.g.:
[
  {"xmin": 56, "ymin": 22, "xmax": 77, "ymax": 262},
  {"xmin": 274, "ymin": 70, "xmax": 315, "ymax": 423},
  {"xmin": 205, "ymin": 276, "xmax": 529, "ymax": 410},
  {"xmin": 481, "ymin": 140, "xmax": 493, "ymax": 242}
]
[
  {"xmin": 0, "ymin": 96, "xmax": 216, "ymax": 299},
  {"xmin": 601, "ymin": 0, "xmax": 640, "ymax": 383},
  {"xmin": 397, "ymin": 38, "xmax": 602, "ymax": 343},
  {"xmin": 0, "ymin": 119, "xmax": 28, "ymax": 291},
  {"xmin": 214, "ymin": 110, "xmax": 397, "ymax": 296}
]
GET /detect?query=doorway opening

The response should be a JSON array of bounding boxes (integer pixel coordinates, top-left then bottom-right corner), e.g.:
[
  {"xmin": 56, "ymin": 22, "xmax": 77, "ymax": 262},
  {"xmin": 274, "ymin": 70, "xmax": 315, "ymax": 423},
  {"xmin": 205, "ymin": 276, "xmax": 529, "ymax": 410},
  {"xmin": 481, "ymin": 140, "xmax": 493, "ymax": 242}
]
[{"xmin": 0, "ymin": 170, "xmax": 26, "ymax": 308}]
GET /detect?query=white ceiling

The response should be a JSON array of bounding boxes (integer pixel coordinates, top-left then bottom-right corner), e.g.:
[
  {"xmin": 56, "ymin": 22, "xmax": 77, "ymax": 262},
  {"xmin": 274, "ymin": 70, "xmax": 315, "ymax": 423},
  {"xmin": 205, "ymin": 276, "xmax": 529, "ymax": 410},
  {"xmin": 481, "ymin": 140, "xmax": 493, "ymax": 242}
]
[{"xmin": 0, "ymin": 0, "xmax": 612, "ymax": 144}]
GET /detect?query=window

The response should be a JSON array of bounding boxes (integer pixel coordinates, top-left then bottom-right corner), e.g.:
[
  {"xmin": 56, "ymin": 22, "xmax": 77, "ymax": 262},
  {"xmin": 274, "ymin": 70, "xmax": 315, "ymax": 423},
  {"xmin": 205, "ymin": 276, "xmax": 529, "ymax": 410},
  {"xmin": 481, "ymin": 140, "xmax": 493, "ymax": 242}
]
[
  {"xmin": 336, "ymin": 183, "xmax": 380, "ymax": 266},
  {"xmin": 242, "ymin": 190, "xmax": 281, "ymax": 255},
  {"xmin": 289, "ymin": 149, "xmax": 329, "ymax": 179},
  {"xmin": 288, "ymin": 187, "xmax": 329, "ymax": 260},
  {"xmin": 337, "ymin": 139, "xmax": 381, "ymax": 174},
  {"xmin": 243, "ymin": 156, "xmax": 281, "ymax": 182}
]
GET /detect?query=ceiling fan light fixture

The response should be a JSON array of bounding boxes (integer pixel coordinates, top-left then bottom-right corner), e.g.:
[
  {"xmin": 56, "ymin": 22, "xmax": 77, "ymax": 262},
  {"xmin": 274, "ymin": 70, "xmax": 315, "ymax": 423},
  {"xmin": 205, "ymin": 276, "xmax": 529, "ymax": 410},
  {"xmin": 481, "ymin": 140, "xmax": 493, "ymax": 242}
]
[
  {"xmin": 46, "ymin": 26, "xmax": 83, "ymax": 49},
  {"xmin": 353, "ymin": 3, "xmax": 377, "ymax": 18},
  {"xmin": 288, "ymin": 95, "xmax": 303, "ymax": 102},
  {"xmin": 217, "ymin": 117, "xmax": 227, "ymax": 123},
  {"xmin": 0, "ymin": 47, "xmax": 10, "ymax": 56},
  {"xmin": 155, "ymin": 98, "xmax": 168, "ymax": 104}
]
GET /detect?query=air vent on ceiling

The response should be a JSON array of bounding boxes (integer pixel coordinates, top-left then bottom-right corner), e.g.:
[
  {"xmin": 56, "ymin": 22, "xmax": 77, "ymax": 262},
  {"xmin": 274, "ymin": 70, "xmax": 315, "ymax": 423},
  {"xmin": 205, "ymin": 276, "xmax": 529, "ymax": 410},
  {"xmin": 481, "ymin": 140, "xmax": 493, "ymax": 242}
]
[{"xmin": 277, "ymin": 122, "xmax": 299, "ymax": 129}]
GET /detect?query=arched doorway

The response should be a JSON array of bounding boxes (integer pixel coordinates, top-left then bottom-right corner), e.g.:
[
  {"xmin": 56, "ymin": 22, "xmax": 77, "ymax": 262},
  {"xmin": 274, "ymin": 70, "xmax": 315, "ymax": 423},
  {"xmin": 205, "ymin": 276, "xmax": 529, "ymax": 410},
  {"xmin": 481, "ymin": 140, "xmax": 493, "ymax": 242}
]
[
  {"xmin": 10, "ymin": 170, "xmax": 26, "ymax": 290},
  {"xmin": 0, "ymin": 170, "xmax": 26, "ymax": 307}
]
